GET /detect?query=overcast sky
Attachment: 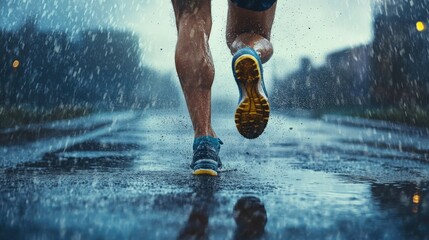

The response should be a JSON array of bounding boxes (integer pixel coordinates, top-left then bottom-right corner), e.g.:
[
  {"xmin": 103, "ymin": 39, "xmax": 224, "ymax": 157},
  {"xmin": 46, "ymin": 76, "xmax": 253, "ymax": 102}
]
[{"xmin": 1, "ymin": 0, "xmax": 374, "ymax": 100}]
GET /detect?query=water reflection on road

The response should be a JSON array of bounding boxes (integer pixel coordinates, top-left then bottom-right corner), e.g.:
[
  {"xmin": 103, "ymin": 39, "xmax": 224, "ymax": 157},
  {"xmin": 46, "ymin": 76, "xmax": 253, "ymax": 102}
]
[{"xmin": 0, "ymin": 110, "xmax": 428, "ymax": 239}]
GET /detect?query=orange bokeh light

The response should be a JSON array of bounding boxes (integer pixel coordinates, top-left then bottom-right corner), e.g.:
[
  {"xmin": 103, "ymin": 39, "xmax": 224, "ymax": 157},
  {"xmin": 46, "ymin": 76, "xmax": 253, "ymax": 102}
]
[
  {"xmin": 412, "ymin": 194, "xmax": 420, "ymax": 204},
  {"xmin": 12, "ymin": 59, "xmax": 20, "ymax": 69}
]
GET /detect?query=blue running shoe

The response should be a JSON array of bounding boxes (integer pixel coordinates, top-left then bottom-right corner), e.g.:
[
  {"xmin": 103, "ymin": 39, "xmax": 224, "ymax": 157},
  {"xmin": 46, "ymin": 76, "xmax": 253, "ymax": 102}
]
[
  {"xmin": 232, "ymin": 47, "xmax": 270, "ymax": 139},
  {"xmin": 191, "ymin": 136, "xmax": 223, "ymax": 176}
]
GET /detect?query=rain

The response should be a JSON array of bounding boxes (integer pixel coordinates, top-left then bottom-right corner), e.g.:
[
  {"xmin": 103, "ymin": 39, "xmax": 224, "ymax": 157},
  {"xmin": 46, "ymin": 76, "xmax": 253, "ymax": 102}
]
[{"xmin": 1, "ymin": 0, "xmax": 429, "ymax": 239}]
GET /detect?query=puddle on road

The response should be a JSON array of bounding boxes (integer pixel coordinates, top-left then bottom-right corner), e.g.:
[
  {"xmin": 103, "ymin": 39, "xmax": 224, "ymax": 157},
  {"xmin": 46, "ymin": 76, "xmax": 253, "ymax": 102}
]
[
  {"xmin": 1, "ymin": 111, "xmax": 429, "ymax": 239},
  {"xmin": 260, "ymin": 171, "xmax": 428, "ymax": 239}
]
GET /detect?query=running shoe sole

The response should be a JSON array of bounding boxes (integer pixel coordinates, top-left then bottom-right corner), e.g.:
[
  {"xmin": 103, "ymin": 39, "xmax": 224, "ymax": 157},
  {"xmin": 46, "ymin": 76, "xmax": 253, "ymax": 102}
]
[
  {"xmin": 233, "ymin": 54, "xmax": 270, "ymax": 139},
  {"xmin": 192, "ymin": 159, "xmax": 219, "ymax": 176}
]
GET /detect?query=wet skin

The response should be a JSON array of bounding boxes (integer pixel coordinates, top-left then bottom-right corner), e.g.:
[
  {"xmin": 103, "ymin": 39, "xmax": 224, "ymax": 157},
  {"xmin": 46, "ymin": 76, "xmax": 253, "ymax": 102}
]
[{"xmin": 171, "ymin": 0, "xmax": 276, "ymax": 138}]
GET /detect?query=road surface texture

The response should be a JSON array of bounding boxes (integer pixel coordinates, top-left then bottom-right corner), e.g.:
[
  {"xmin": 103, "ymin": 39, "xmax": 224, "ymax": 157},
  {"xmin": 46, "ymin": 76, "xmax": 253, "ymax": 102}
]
[{"xmin": 1, "ymin": 110, "xmax": 429, "ymax": 239}]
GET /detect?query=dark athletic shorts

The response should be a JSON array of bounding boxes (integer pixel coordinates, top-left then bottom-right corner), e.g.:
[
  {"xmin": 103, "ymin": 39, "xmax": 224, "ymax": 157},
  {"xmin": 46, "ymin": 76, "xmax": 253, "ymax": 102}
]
[{"xmin": 230, "ymin": 0, "xmax": 277, "ymax": 11}]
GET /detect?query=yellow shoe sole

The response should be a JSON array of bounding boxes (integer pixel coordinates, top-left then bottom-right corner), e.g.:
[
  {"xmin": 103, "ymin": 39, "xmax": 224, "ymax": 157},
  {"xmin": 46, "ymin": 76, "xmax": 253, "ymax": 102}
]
[
  {"xmin": 193, "ymin": 169, "xmax": 218, "ymax": 176},
  {"xmin": 234, "ymin": 55, "xmax": 270, "ymax": 139}
]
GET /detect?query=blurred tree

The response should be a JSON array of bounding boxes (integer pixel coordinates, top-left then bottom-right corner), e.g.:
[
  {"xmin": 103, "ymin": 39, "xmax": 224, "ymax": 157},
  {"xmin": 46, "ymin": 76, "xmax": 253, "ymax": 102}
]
[{"xmin": 0, "ymin": 18, "xmax": 180, "ymax": 112}]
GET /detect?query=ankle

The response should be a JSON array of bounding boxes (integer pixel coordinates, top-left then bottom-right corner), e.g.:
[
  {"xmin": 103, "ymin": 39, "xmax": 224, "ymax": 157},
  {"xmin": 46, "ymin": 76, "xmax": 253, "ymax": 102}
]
[
  {"xmin": 194, "ymin": 127, "xmax": 217, "ymax": 138},
  {"xmin": 193, "ymin": 136, "xmax": 223, "ymax": 152}
]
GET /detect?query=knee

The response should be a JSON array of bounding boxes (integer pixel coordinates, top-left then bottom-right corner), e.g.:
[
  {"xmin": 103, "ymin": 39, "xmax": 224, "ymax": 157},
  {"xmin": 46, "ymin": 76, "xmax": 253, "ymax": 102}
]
[
  {"xmin": 177, "ymin": 14, "xmax": 212, "ymax": 40},
  {"xmin": 175, "ymin": 13, "xmax": 212, "ymax": 59},
  {"xmin": 229, "ymin": 33, "xmax": 273, "ymax": 63}
]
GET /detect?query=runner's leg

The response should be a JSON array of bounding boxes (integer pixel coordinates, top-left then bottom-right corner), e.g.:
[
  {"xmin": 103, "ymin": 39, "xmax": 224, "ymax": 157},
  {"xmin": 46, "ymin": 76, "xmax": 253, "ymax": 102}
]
[
  {"xmin": 172, "ymin": 0, "xmax": 216, "ymax": 138},
  {"xmin": 226, "ymin": 0, "xmax": 277, "ymax": 139}
]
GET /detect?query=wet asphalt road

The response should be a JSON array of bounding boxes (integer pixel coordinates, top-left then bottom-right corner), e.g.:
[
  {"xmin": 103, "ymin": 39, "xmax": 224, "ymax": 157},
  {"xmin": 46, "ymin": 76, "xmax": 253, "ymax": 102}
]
[{"xmin": 1, "ymin": 109, "xmax": 429, "ymax": 239}]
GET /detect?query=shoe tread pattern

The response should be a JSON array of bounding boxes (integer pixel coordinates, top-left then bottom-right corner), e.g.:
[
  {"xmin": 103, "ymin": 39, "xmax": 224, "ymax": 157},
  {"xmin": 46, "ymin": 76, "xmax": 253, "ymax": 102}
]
[{"xmin": 234, "ymin": 56, "xmax": 270, "ymax": 139}]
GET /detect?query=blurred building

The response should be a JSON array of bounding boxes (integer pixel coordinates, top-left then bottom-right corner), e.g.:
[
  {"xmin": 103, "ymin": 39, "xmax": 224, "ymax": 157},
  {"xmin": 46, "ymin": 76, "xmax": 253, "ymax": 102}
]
[
  {"xmin": 273, "ymin": 0, "xmax": 429, "ymax": 110},
  {"xmin": 371, "ymin": 0, "xmax": 429, "ymax": 107},
  {"xmin": 272, "ymin": 45, "xmax": 372, "ymax": 109},
  {"xmin": 326, "ymin": 45, "xmax": 373, "ymax": 106}
]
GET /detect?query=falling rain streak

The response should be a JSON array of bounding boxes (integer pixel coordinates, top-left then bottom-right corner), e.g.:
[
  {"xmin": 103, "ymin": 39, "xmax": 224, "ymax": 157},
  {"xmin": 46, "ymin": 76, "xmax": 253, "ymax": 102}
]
[{"xmin": 0, "ymin": 0, "xmax": 429, "ymax": 239}]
